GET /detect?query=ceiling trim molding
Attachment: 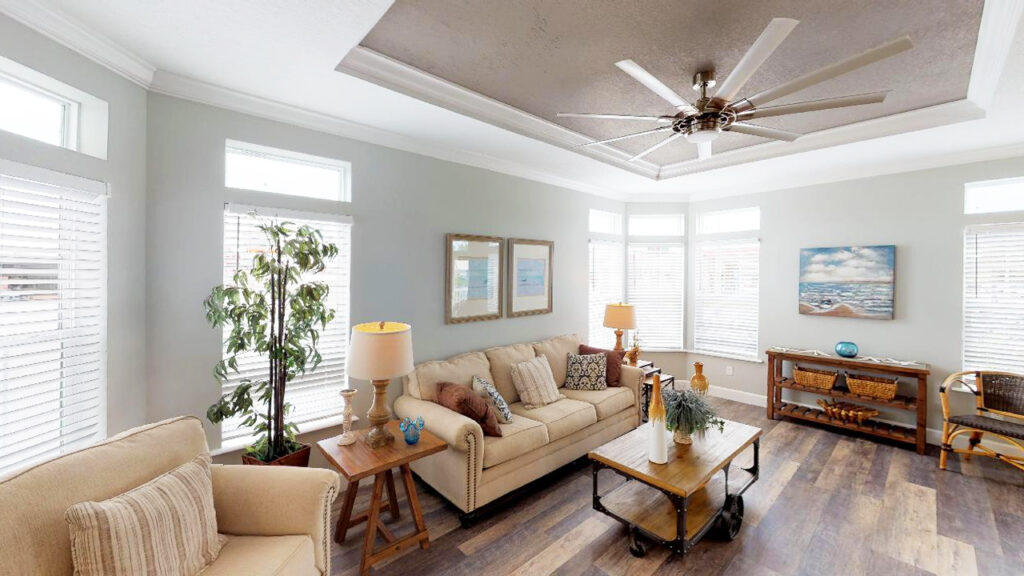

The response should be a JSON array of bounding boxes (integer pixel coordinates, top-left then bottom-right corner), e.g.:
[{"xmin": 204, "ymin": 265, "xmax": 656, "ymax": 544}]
[
  {"xmin": 338, "ymin": 47, "xmax": 661, "ymax": 179},
  {"xmin": 148, "ymin": 71, "xmax": 625, "ymax": 200},
  {"xmin": 967, "ymin": 0, "xmax": 1024, "ymax": 109},
  {"xmin": 0, "ymin": 0, "xmax": 155, "ymax": 87}
]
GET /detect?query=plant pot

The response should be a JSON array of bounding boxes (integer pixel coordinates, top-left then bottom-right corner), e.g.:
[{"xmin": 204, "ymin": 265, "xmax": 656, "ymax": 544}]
[
  {"xmin": 241, "ymin": 443, "xmax": 311, "ymax": 467},
  {"xmin": 674, "ymin": 429, "xmax": 692, "ymax": 445}
]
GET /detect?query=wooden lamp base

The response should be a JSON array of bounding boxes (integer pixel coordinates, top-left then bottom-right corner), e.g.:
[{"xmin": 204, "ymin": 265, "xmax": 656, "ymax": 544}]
[
  {"xmin": 366, "ymin": 379, "xmax": 394, "ymax": 448},
  {"xmin": 613, "ymin": 329, "xmax": 624, "ymax": 352}
]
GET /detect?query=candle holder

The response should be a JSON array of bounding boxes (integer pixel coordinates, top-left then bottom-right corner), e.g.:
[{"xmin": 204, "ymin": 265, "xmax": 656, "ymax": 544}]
[{"xmin": 337, "ymin": 388, "xmax": 358, "ymax": 446}]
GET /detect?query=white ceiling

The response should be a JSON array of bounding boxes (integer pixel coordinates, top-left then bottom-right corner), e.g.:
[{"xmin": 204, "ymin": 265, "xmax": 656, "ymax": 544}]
[{"xmin": 1, "ymin": 0, "xmax": 1022, "ymax": 201}]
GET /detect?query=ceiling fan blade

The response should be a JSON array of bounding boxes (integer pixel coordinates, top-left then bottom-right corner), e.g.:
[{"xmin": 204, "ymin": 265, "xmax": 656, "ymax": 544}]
[
  {"xmin": 557, "ymin": 113, "xmax": 675, "ymax": 122},
  {"xmin": 714, "ymin": 18, "xmax": 799, "ymax": 103},
  {"xmin": 580, "ymin": 125, "xmax": 673, "ymax": 147},
  {"xmin": 727, "ymin": 122, "xmax": 802, "ymax": 142},
  {"xmin": 741, "ymin": 36, "xmax": 913, "ymax": 110},
  {"xmin": 629, "ymin": 132, "xmax": 683, "ymax": 162},
  {"xmin": 737, "ymin": 91, "xmax": 889, "ymax": 119},
  {"xmin": 615, "ymin": 59, "xmax": 698, "ymax": 114},
  {"xmin": 697, "ymin": 141, "xmax": 712, "ymax": 160}
]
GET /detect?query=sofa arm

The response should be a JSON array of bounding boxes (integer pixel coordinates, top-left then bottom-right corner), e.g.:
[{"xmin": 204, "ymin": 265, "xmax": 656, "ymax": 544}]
[
  {"xmin": 393, "ymin": 394, "xmax": 484, "ymax": 456},
  {"xmin": 620, "ymin": 364, "xmax": 645, "ymax": 422},
  {"xmin": 211, "ymin": 464, "xmax": 340, "ymax": 575}
]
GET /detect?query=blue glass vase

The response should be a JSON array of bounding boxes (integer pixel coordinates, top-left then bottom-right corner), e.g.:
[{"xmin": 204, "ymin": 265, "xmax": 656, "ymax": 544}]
[
  {"xmin": 400, "ymin": 416, "xmax": 424, "ymax": 445},
  {"xmin": 835, "ymin": 341, "xmax": 859, "ymax": 358}
]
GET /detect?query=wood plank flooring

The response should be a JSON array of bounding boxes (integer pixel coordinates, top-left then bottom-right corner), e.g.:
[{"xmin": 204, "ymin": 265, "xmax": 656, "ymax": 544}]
[{"xmin": 329, "ymin": 398, "xmax": 1024, "ymax": 576}]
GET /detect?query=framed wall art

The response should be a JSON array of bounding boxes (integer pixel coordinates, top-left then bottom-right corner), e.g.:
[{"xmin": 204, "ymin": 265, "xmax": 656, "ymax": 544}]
[
  {"xmin": 799, "ymin": 245, "xmax": 895, "ymax": 320},
  {"xmin": 508, "ymin": 238, "xmax": 553, "ymax": 317},
  {"xmin": 446, "ymin": 233, "xmax": 504, "ymax": 324}
]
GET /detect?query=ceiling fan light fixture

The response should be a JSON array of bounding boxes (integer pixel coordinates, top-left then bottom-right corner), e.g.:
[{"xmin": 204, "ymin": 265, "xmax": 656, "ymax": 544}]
[
  {"xmin": 683, "ymin": 115, "xmax": 722, "ymax": 144},
  {"xmin": 685, "ymin": 129, "xmax": 720, "ymax": 144}
]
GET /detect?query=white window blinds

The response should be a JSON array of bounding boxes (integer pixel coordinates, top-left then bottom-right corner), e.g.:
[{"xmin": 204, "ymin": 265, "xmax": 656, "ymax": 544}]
[
  {"xmin": 963, "ymin": 224, "xmax": 1024, "ymax": 373},
  {"xmin": 0, "ymin": 165, "xmax": 106, "ymax": 476},
  {"xmin": 694, "ymin": 239, "xmax": 759, "ymax": 359},
  {"xmin": 221, "ymin": 207, "xmax": 351, "ymax": 448},
  {"xmin": 627, "ymin": 244, "xmax": 684, "ymax": 350},
  {"xmin": 588, "ymin": 239, "xmax": 623, "ymax": 349}
]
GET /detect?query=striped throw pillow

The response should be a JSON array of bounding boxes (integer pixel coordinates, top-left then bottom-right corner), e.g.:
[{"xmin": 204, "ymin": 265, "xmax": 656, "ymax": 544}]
[
  {"xmin": 65, "ymin": 454, "xmax": 223, "ymax": 576},
  {"xmin": 510, "ymin": 354, "xmax": 564, "ymax": 409}
]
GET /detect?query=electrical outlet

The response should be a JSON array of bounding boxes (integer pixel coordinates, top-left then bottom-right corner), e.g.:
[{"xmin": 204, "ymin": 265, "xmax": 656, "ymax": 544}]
[{"xmin": 726, "ymin": 365, "xmax": 734, "ymax": 376}]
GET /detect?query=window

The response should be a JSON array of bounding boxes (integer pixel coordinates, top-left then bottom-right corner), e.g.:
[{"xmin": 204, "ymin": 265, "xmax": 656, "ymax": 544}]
[
  {"xmin": 0, "ymin": 73, "xmax": 75, "ymax": 149},
  {"xmin": 0, "ymin": 160, "xmax": 107, "ymax": 476},
  {"xmin": 697, "ymin": 207, "xmax": 760, "ymax": 235},
  {"xmin": 225, "ymin": 140, "xmax": 351, "ymax": 202},
  {"xmin": 588, "ymin": 239, "xmax": 624, "ymax": 349},
  {"xmin": 963, "ymin": 224, "xmax": 1024, "ymax": 373},
  {"xmin": 965, "ymin": 178, "xmax": 1024, "ymax": 215},
  {"xmin": 629, "ymin": 214, "xmax": 685, "ymax": 237},
  {"xmin": 589, "ymin": 209, "xmax": 623, "ymax": 236},
  {"xmin": 220, "ymin": 205, "xmax": 351, "ymax": 448},
  {"xmin": 627, "ymin": 244, "xmax": 684, "ymax": 349},
  {"xmin": 693, "ymin": 239, "xmax": 760, "ymax": 359}
]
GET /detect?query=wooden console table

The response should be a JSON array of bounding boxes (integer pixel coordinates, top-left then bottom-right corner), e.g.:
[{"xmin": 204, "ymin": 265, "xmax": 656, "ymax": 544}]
[{"xmin": 765, "ymin": 349, "xmax": 930, "ymax": 454}]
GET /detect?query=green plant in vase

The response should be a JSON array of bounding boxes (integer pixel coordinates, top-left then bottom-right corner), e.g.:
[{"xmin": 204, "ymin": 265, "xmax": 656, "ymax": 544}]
[
  {"xmin": 204, "ymin": 214, "xmax": 338, "ymax": 465},
  {"xmin": 663, "ymin": 388, "xmax": 726, "ymax": 445}
]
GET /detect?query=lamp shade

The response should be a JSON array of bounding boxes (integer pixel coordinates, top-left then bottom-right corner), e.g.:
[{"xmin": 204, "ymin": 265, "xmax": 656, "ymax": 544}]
[
  {"xmin": 346, "ymin": 321, "xmax": 414, "ymax": 381},
  {"xmin": 603, "ymin": 303, "xmax": 636, "ymax": 330}
]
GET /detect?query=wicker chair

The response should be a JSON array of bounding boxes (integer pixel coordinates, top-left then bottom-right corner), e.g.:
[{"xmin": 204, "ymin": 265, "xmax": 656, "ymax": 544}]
[{"xmin": 940, "ymin": 371, "xmax": 1024, "ymax": 472}]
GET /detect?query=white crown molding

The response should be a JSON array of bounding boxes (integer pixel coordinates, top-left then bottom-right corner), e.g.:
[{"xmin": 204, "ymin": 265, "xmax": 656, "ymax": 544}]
[
  {"xmin": 0, "ymin": 0, "xmax": 155, "ymax": 87},
  {"xmin": 338, "ymin": 47, "xmax": 661, "ymax": 179},
  {"xmin": 148, "ymin": 71, "xmax": 626, "ymax": 200},
  {"xmin": 967, "ymin": 0, "xmax": 1024, "ymax": 109}
]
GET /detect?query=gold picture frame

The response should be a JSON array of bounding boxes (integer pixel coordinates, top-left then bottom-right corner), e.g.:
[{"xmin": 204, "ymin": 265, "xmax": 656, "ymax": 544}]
[{"xmin": 445, "ymin": 233, "xmax": 505, "ymax": 324}]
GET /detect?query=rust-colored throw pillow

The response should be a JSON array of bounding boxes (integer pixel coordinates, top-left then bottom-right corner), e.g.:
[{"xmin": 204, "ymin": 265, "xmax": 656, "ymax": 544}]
[
  {"xmin": 437, "ymin": 381, "xmax": 503, "ymax": 437},
  {"xmin": 579, "ymin": 344, "xmax": 626, "ymax": 386}
]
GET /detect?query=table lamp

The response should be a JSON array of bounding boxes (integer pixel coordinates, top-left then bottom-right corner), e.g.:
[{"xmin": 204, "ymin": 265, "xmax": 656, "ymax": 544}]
[
  {"xmin": 603, "ymin": 303, "xmax": 636, "ymax": 351},
  {"xmin": 347, "ymin": 321, "xmax": 414, "ymax": 448}
]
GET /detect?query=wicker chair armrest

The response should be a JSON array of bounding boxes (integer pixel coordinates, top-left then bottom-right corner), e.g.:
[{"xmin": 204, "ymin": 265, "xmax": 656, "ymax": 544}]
[{"xmin": 940, "ymin": 371, "xmax": 979, "ymax": 420}]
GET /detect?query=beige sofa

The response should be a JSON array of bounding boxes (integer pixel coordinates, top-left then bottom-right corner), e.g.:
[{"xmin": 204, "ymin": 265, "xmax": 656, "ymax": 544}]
[
  {"xmin": 0, "ymin": 416, "xmax": 340, "ymax": 576},
  {"xmin": 393, "ymin": 334, "xmax": 642, "ymax": 522}
]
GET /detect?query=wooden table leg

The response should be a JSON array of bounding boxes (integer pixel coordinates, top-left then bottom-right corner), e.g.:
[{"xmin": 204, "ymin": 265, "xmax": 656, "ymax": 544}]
[
  {"xmin": 400, "ymin": 463, "xmax": 430, "ymax": 550},
  {"xmin": 385, "ymin": 469, "xmax": 400, "ymax": 521},
  {"xmin": 360, "ymin": 474, "xmax": 386, "ymax": 576},
  {"xmin": 766, "ymin": 354, "xmax": 776, "ymax": 420},
  {"xmin": 335, "ymin": 479, "xmax": 359, "ymax": 544},
  {"xmin": 916, "ymin": 375, "xmax": 928, "ymax": 455}
]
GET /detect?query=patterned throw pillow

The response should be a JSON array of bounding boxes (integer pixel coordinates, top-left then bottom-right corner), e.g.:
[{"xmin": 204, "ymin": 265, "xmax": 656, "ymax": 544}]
[
  {"xmin": 565, "ymin": 353, "xmax": 608, "ymax": 390},
  {"xmin": 473, "ymin": 375, "xmax": 513, "ymax": 423},
  {"xmin": 65, "ymin": 454, "xmax": 223, "ymax": 576},
  {"xmin": 510, "ymin": 354, "xmax": 564, "ymax": 409}
]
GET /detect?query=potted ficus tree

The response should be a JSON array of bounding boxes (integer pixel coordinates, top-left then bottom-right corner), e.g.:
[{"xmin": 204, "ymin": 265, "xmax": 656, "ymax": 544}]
[
  {"xmin": 204, "ymin": 214, "xmax": 338, "ymax": 465},
  {"xmin": 663, "ymin": 388, "xmax": 726, "ymax": 445}
]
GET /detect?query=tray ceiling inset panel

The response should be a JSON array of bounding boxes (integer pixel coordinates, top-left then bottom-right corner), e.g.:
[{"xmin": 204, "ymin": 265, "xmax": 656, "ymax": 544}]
[{"xmin": 355, "ymin": 0, "xmax": 982, "ymax": 167}]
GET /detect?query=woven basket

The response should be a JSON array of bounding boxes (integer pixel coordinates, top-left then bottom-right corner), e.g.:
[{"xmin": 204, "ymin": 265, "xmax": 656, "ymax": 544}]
[
  {"xmin": 793, "ymin": 366, "xmax": 838, "ymax": 390},
  {"xmin": 845, "ymin": 372, "xmax": 898, "ymax": 400}
]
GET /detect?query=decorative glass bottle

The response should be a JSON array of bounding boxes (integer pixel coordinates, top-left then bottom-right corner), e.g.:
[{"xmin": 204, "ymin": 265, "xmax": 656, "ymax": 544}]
[
  {"xmin": 690, "ymin": 362, "xmax": 709, "ymax": 395},
  {"xmin": 648, "ymin": 373, "xmax": 668, "ymax": 464}
]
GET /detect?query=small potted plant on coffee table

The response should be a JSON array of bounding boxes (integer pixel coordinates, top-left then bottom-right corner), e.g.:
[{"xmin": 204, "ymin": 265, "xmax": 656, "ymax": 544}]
[{"xmin": 663, "ymin": 388, "xmax": 726, "ymax": 445}]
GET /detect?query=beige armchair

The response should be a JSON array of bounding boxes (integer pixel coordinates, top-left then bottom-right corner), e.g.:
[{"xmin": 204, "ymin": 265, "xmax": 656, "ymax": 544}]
[{"xmin": 0, "ymin": 416, "xmax": 340, "ymax": 576}]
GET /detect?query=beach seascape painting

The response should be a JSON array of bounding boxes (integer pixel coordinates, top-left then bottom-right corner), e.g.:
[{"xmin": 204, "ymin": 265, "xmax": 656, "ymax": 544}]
[{"xmin": 799, "ymin": 245, "xmax": 895, "ymax": 320}]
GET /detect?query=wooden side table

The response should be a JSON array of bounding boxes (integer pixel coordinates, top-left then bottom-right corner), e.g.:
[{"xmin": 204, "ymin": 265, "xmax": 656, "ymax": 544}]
[{"xmin": 317, "ymin": 421, "xmax": 447, "ymax": 576}]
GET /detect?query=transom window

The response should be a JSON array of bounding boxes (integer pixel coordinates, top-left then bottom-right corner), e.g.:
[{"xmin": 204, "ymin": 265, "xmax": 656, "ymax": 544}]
[
  {"xmin": 225, "ymin": 140, "xmax": 351, "ymax": 202},
  {"xmin": 0, "ymin": 73, "xmax": 75, "ymax": 149},
  {"xmin": 964, "ymin": 177, "xmax": 1024, "ymax": 215},
  {"xmin": 696, "ymin": 207, "xmax": 760, "ymax": 235}
]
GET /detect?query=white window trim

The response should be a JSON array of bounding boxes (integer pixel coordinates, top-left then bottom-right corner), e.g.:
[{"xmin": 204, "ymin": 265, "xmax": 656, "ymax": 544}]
[{"xmin": 225, "ymin": 139, "xmax": 352, "ymax": 202}]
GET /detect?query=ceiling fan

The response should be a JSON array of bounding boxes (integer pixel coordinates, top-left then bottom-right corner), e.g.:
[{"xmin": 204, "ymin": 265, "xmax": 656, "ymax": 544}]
[{"xmin": 558, "ymin": 18, "xmax": 913, "ymax": 162}]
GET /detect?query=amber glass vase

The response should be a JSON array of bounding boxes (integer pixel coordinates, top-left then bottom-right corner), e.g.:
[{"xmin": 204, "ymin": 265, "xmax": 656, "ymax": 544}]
[{"xmin": 690, "ymin": 362, "xmax": 709, "ymax": 395}]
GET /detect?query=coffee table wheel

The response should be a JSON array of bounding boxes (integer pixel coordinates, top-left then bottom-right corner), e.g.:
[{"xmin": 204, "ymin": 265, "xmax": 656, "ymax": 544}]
[
  {"xmin": 714, "ymin": 494, "xmax": 744, "ymax": 541},
  {"xmin": 628, "ymin": 527, "xmax": 647, "ymax": 557}
]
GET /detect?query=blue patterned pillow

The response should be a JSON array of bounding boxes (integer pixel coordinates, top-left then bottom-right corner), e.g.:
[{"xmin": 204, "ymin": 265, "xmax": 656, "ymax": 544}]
[
  {"xmin": 564, "ymin": 353, "xmax": 607, "ymax": 390},
  {"xmin": 473, "ymin": 375, "xmax": 513, "ymax": 423}
]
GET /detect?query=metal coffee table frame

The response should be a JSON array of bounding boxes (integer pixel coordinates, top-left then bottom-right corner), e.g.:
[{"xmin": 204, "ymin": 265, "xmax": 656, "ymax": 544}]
[{"xmin": 591, "ymin": 439, "xmax": 759, "ymax": 556}]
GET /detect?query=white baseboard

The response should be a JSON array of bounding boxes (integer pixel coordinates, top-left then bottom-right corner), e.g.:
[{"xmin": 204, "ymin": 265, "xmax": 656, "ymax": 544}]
[{"xmin": 704, "ymin": 384, "xmax": 1017, "ymax": 453}]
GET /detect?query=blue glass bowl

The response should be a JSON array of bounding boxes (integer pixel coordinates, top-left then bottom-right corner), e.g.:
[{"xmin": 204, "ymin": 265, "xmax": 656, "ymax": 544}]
[{"xmin": 835, "ymin": 341, "xmax": 859, "ymax": 358}]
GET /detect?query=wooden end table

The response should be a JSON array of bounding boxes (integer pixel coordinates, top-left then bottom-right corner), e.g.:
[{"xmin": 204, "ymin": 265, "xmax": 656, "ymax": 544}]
[
  {"xmin": 317, "ymin": 421, "xmax": 446, "ymax": 576},
  {"xmin": 589, "ymin": 419, "xmax": 761, "ymax": 557}
]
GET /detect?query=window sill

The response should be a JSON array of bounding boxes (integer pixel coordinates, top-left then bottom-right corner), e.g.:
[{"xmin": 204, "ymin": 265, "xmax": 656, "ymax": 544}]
[
  {"xmin": 684, "ymin": 349, "xmax": 764, "ymax": 364},
  {"xmin": 211, "ymin": 414, "xmax": 348, "ymax": 456}
]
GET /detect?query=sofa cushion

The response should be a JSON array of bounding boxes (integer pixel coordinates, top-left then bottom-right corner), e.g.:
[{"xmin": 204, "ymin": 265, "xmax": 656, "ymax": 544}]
[
  {"xmin": 483, "ymin": 415, "xmax": 549, "ymax": 469},
  {"xmin": 65, "ymin": 454, "xmax": 223, "ymax": 576},
  {"xmin": 511, "ymin": 355, "xmax": 564, "ymax": 409},
  {"xmin": 201, "ymin": 535, "xmax": 317, "ymax": 576},
  {"xmin": 406, "ymin": 351, "xmax": 492, "ymax": 402},
  {"xmin": 485, "ymin": 343, "xmax": 537, "ymax": 403},
  {"xmin": 579, "ymin": 344, "xmax": 626, "ymax": 386},
  {"xmin": 437, "ymin": 381, "xmax": 502, "ymax": 437},
  {"xmin": 510, "ymin": 399, "xmax": 597, "ymax": 442},
  {"xmin": 532, "ymin": 334, "xmax": 581, "ymax": 386},
  {"xmin": 561, "ymin": 386, "xmax": 635, "ymax": 420}
]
